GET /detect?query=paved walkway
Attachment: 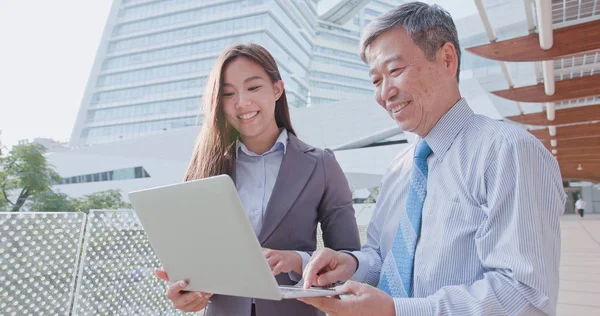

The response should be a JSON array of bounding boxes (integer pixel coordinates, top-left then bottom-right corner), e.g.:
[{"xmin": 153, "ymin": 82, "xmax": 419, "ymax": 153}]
[{"xmin": 558, "ymin": 214, "xmax": 600, "ymax": 315}]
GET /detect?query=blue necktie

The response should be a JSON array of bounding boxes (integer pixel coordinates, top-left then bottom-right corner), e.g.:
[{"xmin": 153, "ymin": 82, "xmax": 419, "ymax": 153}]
[{"xmin": 378, "ymin": 140, "xmax": 432, "ymax": 297}]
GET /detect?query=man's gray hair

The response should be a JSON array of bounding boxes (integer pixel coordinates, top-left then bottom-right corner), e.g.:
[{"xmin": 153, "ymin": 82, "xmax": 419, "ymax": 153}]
[{"xmin": 360, "ymin": 2, "xmax": 461, "ymax": 82}]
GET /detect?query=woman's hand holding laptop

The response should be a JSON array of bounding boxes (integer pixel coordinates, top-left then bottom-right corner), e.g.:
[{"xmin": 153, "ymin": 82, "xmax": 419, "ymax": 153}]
[
  {"xmin": 154, "ymin": 268, "xmax": 213, "ymax": 312},
  {"xmin": 155, "ymin": 248, "xmax": 303, "ymax": 312}
]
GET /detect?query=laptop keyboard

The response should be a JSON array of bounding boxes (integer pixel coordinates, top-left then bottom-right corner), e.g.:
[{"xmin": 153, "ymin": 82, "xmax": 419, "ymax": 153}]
[{"xmin": 279, "ymin": 285, "xmax": 336, "ymax": 294}]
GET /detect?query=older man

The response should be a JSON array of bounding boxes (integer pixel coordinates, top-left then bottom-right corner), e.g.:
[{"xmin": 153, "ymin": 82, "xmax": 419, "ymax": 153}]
[{"xmin": 299, "ymin": 2, "xmax": 566, "ymax": 315}]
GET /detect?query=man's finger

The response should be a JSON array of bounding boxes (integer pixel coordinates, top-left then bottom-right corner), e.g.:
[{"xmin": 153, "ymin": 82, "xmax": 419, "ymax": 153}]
[
  {"xmin": 297, "ymin": 296, "xmax": 340, "ymax": 315},
  {"xmin": 315, "ymin": 270, "xmax": 343, "ymax": 287},
  {"xmin": 303, "ymin": 251, "xmax": 333, "ymax": 289},
  {"xmin": 166, "ymin": 280, "xmax": 188, "ymax": 299},
  {"xmin": 303, "ymin": 261, "xmax": 322, "ymax": 289},
  {"xmin": 154, "ymin": 268, "xmax": 169, "ymax": 281}
]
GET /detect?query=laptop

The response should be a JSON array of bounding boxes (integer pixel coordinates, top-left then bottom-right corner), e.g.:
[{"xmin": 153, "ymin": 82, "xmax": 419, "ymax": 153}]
[{"xmin": 128, "ymin": 174, "xmax": 344, "ymax": 300}]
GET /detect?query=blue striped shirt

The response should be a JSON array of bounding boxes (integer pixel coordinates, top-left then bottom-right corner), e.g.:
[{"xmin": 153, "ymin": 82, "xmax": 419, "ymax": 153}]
[{"xmin": 351, "ymin": 99, "xmax": 566, "ymax": 315}]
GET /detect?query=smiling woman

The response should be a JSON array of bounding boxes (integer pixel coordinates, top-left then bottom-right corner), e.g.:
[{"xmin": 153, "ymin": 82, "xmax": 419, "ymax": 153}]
[
  {"xmin": 220, "ymin": 57, "xmax": 287, "ymax": 155},
  {"xmin": 154, "ymin": 43, "xmax": 361, "ymax": 316},
  {"xmin": 185, "ymin": 44, "xmax": 295, "ymax": 179}
]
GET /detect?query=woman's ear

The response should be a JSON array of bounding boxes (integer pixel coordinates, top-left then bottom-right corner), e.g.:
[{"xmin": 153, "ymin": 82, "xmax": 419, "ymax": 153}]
[{"xmin": 273, "ymin": 80, "xmax": 284, "ymax": 100}]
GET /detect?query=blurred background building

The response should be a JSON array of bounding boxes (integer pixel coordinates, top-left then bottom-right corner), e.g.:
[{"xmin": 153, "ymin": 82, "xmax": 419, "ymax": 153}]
[{"xmin": 37, "ymin": 0, "xmax": 599, "ymax": 213}]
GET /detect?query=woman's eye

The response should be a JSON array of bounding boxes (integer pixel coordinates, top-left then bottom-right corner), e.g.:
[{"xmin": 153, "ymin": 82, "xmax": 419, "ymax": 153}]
[
  {"xmin": 249, "ymin": 86, "xmax": 261, "ymax": 91},
  {"xmin": 222, "ymin": 92, "xmax": 234, "ymax": 97}
]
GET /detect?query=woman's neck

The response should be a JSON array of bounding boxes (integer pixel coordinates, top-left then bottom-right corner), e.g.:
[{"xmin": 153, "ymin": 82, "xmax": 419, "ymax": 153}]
[{"xmin": 240, "ymin": 123, "xmax": 281, "ymax": 155}]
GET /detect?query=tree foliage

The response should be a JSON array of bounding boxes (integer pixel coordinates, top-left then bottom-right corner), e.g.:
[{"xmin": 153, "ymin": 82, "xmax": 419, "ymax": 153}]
[
  {"xmin": 28, "ymin": 191, "xmax": 74, "ymax": 212},
  {"xmin": 28, "ymin": 189, "xmax": 130, "ymax": 213},
  {"xmin": 0, "ymin": 143, "xmax": 130, "ymax": 213},
  {"xmin": 72, "ymin": 189, "xmax": 130, "ymax": 214},
  {"xmin": 0, "ymin": 144, "xmax": 60, "ymax": 212}
]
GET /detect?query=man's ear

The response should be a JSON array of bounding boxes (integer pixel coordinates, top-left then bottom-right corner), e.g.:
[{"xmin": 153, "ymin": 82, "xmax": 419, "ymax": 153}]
[{"xmin": 438, "ymin": 42, "xmax": 459, "ymax": 79}]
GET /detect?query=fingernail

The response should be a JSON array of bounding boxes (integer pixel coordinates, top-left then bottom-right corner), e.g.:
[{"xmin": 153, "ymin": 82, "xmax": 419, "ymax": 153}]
[{"xmin": 178, "ymin": 280, "xmax": 186, "ymax": 287}]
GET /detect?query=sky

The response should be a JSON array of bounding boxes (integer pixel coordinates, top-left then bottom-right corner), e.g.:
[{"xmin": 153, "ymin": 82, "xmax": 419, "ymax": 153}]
[
  {"xmin": 0, "ymin": 0, "xmax": 476, "ymax": 150},
  {"xmin": 0, "ymin": 0, "xmax": 112, "ymax": 149}
]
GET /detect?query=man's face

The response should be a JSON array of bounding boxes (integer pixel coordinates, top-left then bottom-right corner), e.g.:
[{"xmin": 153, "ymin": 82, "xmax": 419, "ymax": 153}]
[{"xmin": 366, "ymin": 28, "xmax": 448, "ymax": 137}]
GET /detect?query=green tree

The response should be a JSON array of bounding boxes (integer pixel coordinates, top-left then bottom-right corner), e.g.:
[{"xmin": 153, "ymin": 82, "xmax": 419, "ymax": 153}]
[
  {"xmin": 0, "ymin": 191, "xmax": 5, "ymax": 211},
  {"xmin": 0, "ymin": 144, "xmax": 60, "ymax": 212},
  {"xmin": 28, "ymin": 190, "xmax": 74, "ymax": 212},
  {"xmin": 73, "ymin": 189, "xmax": 130, "ymax": 214}
]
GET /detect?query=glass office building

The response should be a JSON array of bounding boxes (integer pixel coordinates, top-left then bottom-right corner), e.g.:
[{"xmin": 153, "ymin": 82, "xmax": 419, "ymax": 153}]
[
  {"xmin": 310, "ymin": 0, "xmax": 404, "ymax": 105},
  {"xmin": 70, "ymin": 0, "xmax": 403, "ymax": 145}
]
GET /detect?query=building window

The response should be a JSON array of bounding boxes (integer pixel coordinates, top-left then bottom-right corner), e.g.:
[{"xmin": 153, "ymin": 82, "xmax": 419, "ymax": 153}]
[{"xmin": 56, "ymin": 166, "xmax": 151, "ymax": 185}]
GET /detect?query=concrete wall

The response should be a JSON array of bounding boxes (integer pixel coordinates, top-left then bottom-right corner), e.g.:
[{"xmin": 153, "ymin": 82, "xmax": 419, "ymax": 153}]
[{"xmin": 581, "ymin": 185, "xmax": 600, "ymax": 213}]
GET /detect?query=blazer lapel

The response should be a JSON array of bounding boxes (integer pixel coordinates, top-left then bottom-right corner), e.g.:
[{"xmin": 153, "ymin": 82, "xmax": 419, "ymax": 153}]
[
  {"xmin": 230, "ymin": 161, "xmax": 237, "ymax": 184},
  {"xmin": 228, "ymin": 144, "xmax": 237, "ymax": 184},
  {"xmin": 258, "ymin": 134, "xmax": 316, "ymax": 243}
]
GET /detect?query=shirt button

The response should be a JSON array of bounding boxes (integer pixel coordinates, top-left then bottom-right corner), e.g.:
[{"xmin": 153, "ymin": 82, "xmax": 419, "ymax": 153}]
[{"xmin": 253, "ymin": 208, "xmax": 259, "ymax": 214}]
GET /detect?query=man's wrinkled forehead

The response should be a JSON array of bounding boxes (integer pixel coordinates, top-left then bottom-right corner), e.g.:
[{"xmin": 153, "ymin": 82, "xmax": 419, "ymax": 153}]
[
  {"xmin": 363, "ymin": 27, "xmax": 409, "ymax": 61},
  {"xmin": 368, "ymin": 52, "xmax": 404, "ymax": 76}
]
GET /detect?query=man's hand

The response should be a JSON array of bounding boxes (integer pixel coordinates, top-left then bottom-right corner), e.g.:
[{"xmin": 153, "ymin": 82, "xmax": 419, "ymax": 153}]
[
  {"xmin": 298, "ymin": 281, "xmax": 395, "ymax": 316},
  {"xmin": 263, "ymin": 248, "xmax": 303, "ymax": 275},
  {"xmin": 154, "ymin": 268, "xmax": 212, "ymax": 312},
  {"xmin": 302, "ymin": 248, "xmax": 357, "ymax": 289}
]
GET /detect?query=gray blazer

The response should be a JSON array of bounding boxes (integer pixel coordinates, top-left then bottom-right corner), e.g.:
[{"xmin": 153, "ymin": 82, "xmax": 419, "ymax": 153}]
[{"xmin": 205, "ymin": 133, "xmax": 361, "ymax": 316}]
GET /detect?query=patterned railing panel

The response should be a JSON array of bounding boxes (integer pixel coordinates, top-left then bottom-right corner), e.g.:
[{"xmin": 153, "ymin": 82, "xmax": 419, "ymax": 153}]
[
  {"xmin": 1, "ymin": 209, "xmax": 371, "ymax": 315},
  {"xmin": 0, "ymin": 212, "xmax": 86, "ymax": 315},
  {"xmin": 71, "ymin": 210, "xmax": 195, "ymax": 316}
]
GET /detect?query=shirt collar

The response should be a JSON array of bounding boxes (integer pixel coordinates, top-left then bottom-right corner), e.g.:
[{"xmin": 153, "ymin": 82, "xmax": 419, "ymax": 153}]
[
  {"xmin": 423, "ymin": 98, "xmax": 473, "ymax": 157},
  {"xmin": 236, "ymin": 128, "xmax": 288, "ymax": 158}
]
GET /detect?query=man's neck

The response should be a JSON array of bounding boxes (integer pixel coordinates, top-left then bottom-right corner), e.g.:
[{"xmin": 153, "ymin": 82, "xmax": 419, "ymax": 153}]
[{"xmin": 417, "ymin": 90, "xmax": 462, "ymax": 138}]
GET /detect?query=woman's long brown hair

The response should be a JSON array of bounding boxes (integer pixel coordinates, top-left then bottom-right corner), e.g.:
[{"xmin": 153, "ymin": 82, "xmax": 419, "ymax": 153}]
[{"xmin": 184, "ymin": 43, "xmax": 296, "ymax": 181}]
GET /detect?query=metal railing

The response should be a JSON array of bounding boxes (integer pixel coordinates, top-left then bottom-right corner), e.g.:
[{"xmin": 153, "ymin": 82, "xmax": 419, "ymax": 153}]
[{"xmin": 0, "ymin": 210, "xmax": 370, "ymax": 315}]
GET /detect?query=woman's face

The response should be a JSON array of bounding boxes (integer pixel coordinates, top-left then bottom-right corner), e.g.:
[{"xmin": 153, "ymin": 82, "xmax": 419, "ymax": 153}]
[{"xmin": 221, "ymin": 57, "xmax": 283, "ymax": 140}]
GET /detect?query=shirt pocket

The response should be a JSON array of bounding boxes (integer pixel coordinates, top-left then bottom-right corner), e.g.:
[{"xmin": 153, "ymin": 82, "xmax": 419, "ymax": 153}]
[{"xmin": 416, "ymin": 198, "xmax": 485, "ymax": 283}]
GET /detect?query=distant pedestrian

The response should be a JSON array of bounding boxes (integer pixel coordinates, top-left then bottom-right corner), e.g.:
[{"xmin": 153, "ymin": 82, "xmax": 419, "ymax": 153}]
[{"xmin": 576, "ymin": 196, "xmax": 586, "ymax": 218}]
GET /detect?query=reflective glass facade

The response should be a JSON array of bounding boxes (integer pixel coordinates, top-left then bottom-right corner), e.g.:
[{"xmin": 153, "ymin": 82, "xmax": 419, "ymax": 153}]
[
  {"xmin": 71, "ymin": 0, "xmax": 527, "ymax": 146},
  {"xmin": 72, "ymin": 0, "xmax": 316, "ymax": 145},
  {"xmin": 308, "ymin": 1, "xmax": 390, "ymax": 104},
  {"xmin": 56, "ymin": 166, "xmax": 151, "ymax": 185},
  {"xmin": 72, "ymin": 0, "xmax": 405, "ymax": 146}
]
